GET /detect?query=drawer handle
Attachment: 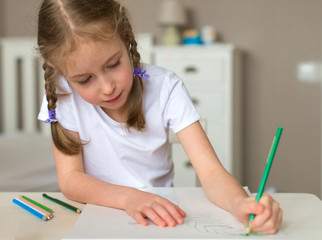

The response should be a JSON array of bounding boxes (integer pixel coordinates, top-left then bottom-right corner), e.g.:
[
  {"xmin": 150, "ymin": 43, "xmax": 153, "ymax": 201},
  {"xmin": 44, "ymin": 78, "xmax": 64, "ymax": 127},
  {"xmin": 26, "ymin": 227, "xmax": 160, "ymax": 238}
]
[
  {"xmin": 185, "ymin": 66, "xmax": 198, "ymax": 74},
  {"xmin": 185, "ymin": 160, "xmax": 193, "ymax": 168},
  {"xmin": 192, "ymin": 97, "xmax": 199, "ymax": 105}
]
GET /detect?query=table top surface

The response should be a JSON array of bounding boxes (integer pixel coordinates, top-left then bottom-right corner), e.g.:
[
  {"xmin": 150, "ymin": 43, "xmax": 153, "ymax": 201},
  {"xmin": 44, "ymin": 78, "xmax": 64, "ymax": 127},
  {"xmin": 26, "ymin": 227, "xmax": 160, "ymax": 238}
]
[{"xmin": 1, "ymin": 190, "xmax": 322, "ymax": 240}]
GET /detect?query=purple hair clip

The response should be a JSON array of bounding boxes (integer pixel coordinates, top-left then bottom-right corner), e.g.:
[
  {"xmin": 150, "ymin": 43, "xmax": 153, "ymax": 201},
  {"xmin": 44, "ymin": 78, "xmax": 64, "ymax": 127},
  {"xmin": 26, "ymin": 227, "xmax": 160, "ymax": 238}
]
[
  {"xmin": 43, "ymin": 109, "xmax": 58, "ymax": 123},
  {"xmin": 134, "ymin": 67, "xmax": 150, "ymax": 79}
]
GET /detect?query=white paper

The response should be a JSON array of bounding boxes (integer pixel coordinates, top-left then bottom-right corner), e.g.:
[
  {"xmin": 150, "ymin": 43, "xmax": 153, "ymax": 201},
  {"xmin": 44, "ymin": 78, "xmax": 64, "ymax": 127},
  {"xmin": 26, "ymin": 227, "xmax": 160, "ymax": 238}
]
[{"xmin": 63, "ymin": 188, "xmax": 287, "ymax": 240}]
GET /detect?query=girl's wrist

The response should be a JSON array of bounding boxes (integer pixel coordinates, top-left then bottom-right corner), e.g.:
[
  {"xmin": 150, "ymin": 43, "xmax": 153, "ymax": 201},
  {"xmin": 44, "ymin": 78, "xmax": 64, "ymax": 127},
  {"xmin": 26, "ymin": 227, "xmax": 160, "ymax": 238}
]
[
  {"xmin": 231, "ymin": 194, "xmax": 247, "ymax": 219},
  {"xmin": 121, "ymin": 187, "xmax": 140, "ymax": 209}
]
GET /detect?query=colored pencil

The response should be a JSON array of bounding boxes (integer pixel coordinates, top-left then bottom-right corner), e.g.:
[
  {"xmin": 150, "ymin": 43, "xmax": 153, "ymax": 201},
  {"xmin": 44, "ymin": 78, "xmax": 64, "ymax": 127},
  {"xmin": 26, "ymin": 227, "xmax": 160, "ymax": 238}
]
[
  {"xmin": 246, "ymin": 127, "xmax": 283, "ymax": 234},
  {"xmin": 20, "ymin": 195, "xmax": 53, "ymax": 213},
  {"xmin": 42, "ymin": 193, "xmax": 82, "ymax": 214},
  {"xmin": 13, "ymin": 198, "xmax": 49, "ymax": 221},
  {"xmin": 19, "ymin": 196, "xmax": 53, "ymax": 218}
]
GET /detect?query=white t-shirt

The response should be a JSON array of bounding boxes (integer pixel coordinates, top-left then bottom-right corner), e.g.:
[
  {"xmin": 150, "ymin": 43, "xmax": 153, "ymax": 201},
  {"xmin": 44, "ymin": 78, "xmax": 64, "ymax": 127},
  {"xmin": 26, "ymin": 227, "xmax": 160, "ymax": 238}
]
[{"xmin": 38, "ymin": 64, "xmax": 200, "ymax": 188}]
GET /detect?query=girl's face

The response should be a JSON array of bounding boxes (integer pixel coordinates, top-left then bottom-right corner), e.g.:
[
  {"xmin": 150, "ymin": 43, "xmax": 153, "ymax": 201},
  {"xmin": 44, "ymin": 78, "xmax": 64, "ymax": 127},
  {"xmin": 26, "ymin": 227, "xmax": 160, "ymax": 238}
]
[{"xmin": 63, "ymin": 35, "xmax": 134, "ymax": 122}]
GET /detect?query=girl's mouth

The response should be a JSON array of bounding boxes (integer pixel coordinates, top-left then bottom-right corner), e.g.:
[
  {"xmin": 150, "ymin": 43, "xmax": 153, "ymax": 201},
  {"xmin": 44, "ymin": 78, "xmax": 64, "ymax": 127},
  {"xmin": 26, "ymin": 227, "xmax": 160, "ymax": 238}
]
[{"xmin": 105, "ymin": 92, "xmax": 122, "ymax": 103}]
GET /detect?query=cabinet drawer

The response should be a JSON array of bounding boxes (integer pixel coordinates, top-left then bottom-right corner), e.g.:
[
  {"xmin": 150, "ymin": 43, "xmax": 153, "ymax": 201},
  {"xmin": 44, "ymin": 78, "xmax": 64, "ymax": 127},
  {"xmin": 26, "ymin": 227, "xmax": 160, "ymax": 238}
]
[
  {"xmin": 155, "ymin": 55, "xmax": 225, "ymax": 83},
  {"xmin": 172, "ymin": 144, "xmax": 198, "ymax": 187},
  {"xmin": 207, "ymin": 123, "xmax": 229, "ymax": 170},
  {"xmin": 183, "ymin": 82, "xmax": 226, "ymax": 120},
  {"xmin": 190, "ymin": 92, "xmax": 224, "ymax": 120}
]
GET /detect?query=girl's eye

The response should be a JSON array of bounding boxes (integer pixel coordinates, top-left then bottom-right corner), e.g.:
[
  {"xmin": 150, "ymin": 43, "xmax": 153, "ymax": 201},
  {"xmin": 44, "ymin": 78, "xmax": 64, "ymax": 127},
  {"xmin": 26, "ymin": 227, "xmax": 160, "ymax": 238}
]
[
  {"xmin": 108, "ymin": 60, "xmax": 120, "ymax": 69},
  {"xmin": 79, "ymin": 76, "xmax": 91, "ymax": 85}
]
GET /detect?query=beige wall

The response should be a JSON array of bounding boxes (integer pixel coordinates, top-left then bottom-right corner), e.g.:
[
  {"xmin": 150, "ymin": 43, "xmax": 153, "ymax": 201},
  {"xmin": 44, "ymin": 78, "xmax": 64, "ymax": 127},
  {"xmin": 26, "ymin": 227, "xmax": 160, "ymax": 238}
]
[
  {"xmin": 0, "ymin": 0, "xmax": 39, "ymax": 37},
  {"xmin": 0, "ymin": 1, "xmax": 4, "ymax": 36},
  {"xmin": 1, "ymin": 0, "xmax": 321, "ymax": 196}
]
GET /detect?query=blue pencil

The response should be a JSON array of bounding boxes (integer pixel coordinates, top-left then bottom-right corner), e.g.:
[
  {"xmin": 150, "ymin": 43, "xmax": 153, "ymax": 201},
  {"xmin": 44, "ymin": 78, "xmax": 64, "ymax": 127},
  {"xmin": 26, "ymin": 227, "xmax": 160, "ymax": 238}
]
[{"xmin": 12, "ymin": 198, "xmax": 49, "ymax": 221}]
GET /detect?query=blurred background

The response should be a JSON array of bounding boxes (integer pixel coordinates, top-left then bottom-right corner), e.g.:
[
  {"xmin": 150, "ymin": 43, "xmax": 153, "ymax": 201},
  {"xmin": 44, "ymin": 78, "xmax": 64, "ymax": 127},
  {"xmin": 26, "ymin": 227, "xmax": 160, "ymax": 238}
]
[{"xmin": 0, "ymin": 0, "xmax": 321, "ymax": 197}]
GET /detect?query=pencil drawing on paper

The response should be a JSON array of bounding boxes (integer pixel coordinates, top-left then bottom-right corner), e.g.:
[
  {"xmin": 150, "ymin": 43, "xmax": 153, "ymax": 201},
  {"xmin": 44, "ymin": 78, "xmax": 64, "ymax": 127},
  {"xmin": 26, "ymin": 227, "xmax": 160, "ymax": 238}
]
[{"xmin": 185, "ymin": 215, "xmax": 244, "ymax": 235}]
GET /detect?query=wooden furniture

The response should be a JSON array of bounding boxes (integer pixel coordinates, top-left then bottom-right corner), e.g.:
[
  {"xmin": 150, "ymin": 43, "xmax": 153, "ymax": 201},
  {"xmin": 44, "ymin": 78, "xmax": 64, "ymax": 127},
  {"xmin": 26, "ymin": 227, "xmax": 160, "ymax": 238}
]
[{"xmin": 153, "ymin": 45, "xmax": 242, "ymax": 186}]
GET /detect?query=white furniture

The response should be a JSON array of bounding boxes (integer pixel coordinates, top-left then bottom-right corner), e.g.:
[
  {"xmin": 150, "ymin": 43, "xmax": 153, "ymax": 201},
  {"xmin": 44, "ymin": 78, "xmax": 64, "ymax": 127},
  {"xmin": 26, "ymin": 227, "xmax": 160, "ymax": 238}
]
[
  {"xmin": 153, "ymin": 45, "xmax": 242, "ymax": 186},
  {"xmin": 0, "ymin": 38, "xmax": 57, "ymax": 192},
  {"xmin": 2, "ymin": 189, "xmax": 322, "ymax": 240},
  {"xmin": 0, "ymin": 38, "xmax": 50, "ymax": 135}
]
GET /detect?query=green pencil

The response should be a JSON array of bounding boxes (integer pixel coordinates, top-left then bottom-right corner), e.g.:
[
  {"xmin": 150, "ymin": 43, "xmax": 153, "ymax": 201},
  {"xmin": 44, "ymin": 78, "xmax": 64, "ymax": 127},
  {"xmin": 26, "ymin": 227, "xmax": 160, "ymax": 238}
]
[
  {"xmin": 246, "ymin": 127, "xmax": 283, "ymax": 234},
  {"xmin": 42, "ymin": 193, "xmax": 82, "ymax": 214},
  {"xmin": 20, "ymin": 195, "xmax": 54, "ymax": 213}
]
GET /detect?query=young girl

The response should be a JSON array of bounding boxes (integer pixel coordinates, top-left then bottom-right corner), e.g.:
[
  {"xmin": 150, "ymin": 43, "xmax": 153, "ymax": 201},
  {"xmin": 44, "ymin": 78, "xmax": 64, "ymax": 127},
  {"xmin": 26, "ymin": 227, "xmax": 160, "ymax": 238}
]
[{"xmin": 37, "ymin": 0, "xmax": 282, "ymax": 233}]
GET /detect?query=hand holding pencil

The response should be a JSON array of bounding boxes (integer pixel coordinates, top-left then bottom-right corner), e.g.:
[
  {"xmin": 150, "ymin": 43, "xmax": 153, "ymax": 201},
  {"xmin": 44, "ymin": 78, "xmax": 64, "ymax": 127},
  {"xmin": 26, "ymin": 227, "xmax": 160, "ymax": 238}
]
[
  {"xmin": 232, "ymin": 127, "xmax": 283, "ymax": 235},
  {"xmin": 234, "ymin": 194, "xmax": 282, "ymax": 235},
  {"xmin": 245, "ymin": 127, "xmax": 283, "ymax": 234}
]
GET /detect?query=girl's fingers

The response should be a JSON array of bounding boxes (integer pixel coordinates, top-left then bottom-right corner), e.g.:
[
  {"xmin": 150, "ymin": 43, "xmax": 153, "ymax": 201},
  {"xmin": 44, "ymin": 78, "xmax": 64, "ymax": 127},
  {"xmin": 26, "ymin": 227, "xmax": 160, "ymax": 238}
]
[
  {"xmin": 258, "ymin": 208, "xmax": 283, "ymax": 235},
  {"xmin": 144, "ymin": 200, "xmax": 186, "ymax": 227},
  {"xmin": 131, "ymin": 211, "xmax": 149, "ymax": 226},
  {"xmin": 251, "ymin": 196, "xmax": 273, "ymax": 228},
  {"xmin": 151, "ymin": 200, "xmax": 186, "ymax": 227},
  {"xmin": 237, "ymin": 197, "xmax": 263, "ymax": 224},
  {"xmin": 162, "ymin": 202, "xmax": 185, "ymax": 225},
  {"xmin": 250, "ymin": 195, "xmax": 282, "ymax": 234},
  {"xmin": 142, "ymin": 206, "xmax": 167, "ymax": 227},
  {"xmin": 175, "ymin": 205, "xmax": 187, "ymax": 223},
  {"xmin": 276, "ymin": 209, "xmax": 283, "ymax": 231},
  {"xmin": 125, "ymin": 191, "xmax": 186, "ymax": 228},
  {"xmin": 177, "ymin": 206, "xmax": 187, "ymax": 218},
  {"xmin": 151, "ymin": 202, "xmax": 177, "ymax": 227}
]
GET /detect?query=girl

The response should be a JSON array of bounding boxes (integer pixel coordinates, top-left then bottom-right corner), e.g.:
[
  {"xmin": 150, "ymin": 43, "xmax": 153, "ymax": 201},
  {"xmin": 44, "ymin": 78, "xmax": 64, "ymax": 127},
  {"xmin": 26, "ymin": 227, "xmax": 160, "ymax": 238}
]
[{"xmin": 37, "ymin": 0, "xmax": 282, "ymax": 233}]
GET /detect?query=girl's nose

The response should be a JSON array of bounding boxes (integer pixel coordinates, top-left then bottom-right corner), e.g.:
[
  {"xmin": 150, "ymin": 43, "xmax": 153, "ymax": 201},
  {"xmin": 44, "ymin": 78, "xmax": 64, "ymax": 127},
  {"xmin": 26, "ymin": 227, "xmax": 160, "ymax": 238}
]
[{"xmin": 99, "ymin": 75, "xmax": 116, "ymax": 95}]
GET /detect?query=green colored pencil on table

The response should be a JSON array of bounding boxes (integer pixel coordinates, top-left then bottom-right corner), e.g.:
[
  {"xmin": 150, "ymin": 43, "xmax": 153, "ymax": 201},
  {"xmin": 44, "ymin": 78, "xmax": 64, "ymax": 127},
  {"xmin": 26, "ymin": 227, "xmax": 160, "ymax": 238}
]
[
  {"xmin": 246, "ymin": 127, "xmax": 283, "ymax": 234},
  {"xmin": 20, "ymin": 195, "xmax": 54, "ymax": 213},
  {"xmin": 42, "ymin": 193, "xmax": 82, "ymax": 214}
]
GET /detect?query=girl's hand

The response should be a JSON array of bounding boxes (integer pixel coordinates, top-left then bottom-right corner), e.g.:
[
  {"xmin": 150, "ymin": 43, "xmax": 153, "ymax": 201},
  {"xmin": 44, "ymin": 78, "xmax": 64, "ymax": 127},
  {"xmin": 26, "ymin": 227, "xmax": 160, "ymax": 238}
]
[
  {"xmin": 124, "ymin": 189, "xmax": 186, "ymax": 227},
  {"xmin": 233, "ymin": 194, "xmax": 282, "ymax": 234}
]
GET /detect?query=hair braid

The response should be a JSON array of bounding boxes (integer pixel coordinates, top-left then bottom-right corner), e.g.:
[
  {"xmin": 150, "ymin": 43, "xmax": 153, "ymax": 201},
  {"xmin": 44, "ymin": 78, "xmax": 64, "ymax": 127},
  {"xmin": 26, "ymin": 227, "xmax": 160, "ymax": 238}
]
[
  {"xmin": 43, "ymin": 63, "xmax": 57, "ymax": 111},
  {"xmin": 127, "ymin": 42, "xmax": 145, "ymax": 130},
  {"xmin": 43, "ymin": 63, "xmax": 82, "ymax": 155}
]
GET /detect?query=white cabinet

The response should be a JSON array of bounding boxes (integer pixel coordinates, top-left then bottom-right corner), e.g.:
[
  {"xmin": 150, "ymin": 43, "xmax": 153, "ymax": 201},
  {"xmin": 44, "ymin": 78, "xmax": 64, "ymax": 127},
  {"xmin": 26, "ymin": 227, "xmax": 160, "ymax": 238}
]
[{"xmin": 153, "ymin": 45, "xmax": 242, "ymax": 186}]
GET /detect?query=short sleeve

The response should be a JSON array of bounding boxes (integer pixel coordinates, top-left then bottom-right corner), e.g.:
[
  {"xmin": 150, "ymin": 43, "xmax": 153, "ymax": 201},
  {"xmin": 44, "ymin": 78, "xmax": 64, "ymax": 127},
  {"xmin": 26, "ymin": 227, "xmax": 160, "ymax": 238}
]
[
  {"xmin": 162, "ymin": 72, "xmax": 200, "ymax": 134},
  {"xmin": 38, "ymin": 93, "xmax": 50, "ymax": 121}
]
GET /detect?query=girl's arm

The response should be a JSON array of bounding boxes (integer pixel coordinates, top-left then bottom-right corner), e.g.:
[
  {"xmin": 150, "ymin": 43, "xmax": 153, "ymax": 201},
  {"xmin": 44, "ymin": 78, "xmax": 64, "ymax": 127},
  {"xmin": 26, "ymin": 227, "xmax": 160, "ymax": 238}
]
[
  {"xmin": 53, "ymin": 130, "xmax": 186, "ymax": 227},
  {"xmin": 177, "ymin": 121, "xmax": 282, "ymax": 234}
]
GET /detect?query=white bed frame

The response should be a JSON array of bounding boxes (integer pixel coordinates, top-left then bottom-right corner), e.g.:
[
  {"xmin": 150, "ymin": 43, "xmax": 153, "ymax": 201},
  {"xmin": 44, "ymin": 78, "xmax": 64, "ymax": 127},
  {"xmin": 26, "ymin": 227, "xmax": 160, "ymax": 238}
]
[
  {"xmin": 0, "ymin": 38, "xmax": 53, "ymax": 191},
  {"xmin": 0, "ymin": 38, "xmax": 50, "ymax": 135}
]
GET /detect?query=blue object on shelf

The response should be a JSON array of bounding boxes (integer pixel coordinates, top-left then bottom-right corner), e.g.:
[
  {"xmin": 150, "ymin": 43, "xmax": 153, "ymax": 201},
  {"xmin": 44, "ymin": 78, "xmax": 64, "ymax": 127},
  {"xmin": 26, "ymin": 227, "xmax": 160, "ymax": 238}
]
[{"xmin": 183, "ymin": 35, "xmax": 203, "ymax": 45}]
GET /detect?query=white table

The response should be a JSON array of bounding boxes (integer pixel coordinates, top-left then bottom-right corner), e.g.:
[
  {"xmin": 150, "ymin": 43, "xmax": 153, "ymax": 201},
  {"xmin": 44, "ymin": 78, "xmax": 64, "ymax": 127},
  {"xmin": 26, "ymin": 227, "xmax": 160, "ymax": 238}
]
[{"xmin": 1, "ymin": 189, "xmax": 322, "ymax": 240}]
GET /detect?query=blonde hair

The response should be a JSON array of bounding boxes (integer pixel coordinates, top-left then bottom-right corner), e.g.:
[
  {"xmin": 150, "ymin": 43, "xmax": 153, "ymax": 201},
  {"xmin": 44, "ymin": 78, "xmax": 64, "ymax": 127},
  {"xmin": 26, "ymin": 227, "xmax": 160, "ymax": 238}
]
[{"xmin": 37, "ymin": 0, "xmax": 145, "ymax": 155}]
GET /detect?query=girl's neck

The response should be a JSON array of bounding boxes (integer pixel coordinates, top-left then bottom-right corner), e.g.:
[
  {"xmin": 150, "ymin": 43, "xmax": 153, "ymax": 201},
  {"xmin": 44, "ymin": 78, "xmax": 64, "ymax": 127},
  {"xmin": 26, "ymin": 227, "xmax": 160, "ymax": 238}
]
[{"xmin": 101, "ymin": 107, "xmax": 128, "ymax": 123}]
